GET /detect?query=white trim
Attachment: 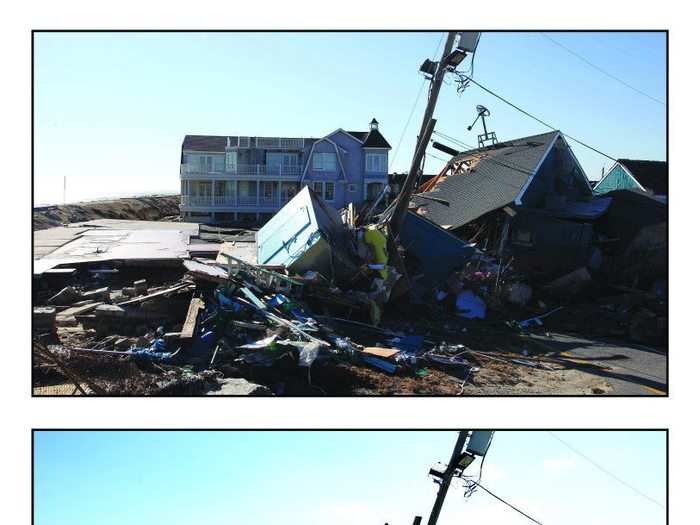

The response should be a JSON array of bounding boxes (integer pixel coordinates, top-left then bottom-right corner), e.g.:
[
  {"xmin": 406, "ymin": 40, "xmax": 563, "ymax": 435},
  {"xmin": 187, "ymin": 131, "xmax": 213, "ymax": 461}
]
[
  {"xmin": 596, "ymin": 161, "xmax": 646, "ymax": 192},
  {"xmin": 326, "ymin": 128, "xmax": 364, "ymax": 144},
  {"xmin": 362, "ymin": 146, "xmax": 391, "ymax": 150},
  {"xmin": 513, "ymin": 132, "xmax": 560, "ymax": 206},
  {"xmin": 560, "ymin": 135, "xmax": 594, "ymax": 193},
  {"xmin": 301, "ymin": 137, "xmax": 347, "ymax": 182}
]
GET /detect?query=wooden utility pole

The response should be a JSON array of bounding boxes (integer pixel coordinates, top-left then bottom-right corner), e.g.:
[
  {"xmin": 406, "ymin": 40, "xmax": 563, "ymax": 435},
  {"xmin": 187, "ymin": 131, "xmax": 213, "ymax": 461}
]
[
  {"xmin": 426, "ymin": 430, "xmax": 470, "ymax": 525},
  {"xmin": 389, "ymin": 31, "xmax": 457, "ymax": 234}
]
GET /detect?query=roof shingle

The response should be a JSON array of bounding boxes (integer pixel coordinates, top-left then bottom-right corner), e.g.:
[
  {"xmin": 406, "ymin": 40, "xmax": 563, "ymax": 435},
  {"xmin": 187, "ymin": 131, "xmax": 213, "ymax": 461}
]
[{"xmin": 412, "ymin": 131, "xmax": 559, "ymax": 229}]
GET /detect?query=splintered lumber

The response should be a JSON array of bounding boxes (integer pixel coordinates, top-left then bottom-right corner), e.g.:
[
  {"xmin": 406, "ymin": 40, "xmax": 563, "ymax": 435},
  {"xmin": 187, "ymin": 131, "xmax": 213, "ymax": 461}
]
[
  {"xmin": 180, "ymin": 297, "xmax": 205, "ymax": 340},
  {"xmin": 183, "ymin": 259, "xmax": 229, "ymax": 283},
  {"xmin": 133, "ymin": 279, "xmax": 148, "ymax": 294},
  {"xmin": 117, "ymin": 282, "xmax": 192, "ymax": 306},
  {"xmin": 56, "ymin": 301, "xmax": 102, "ymax": 320},
  {"xmin": 80, "ymin": 287, "xmax": 110, "ymax": 301}
]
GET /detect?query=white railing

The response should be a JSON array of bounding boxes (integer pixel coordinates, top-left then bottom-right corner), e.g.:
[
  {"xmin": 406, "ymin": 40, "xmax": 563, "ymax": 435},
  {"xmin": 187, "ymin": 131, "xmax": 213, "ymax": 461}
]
[
  {"xmin": 237, "ymin": 196, "xmax": 258, "ymax": 207},
  {"xmin": 181, "ymin": 195, "xmax": 213, "ymax": 206},
  {"xmin": 254, "ymin": 137, "xmax": 304, "ymax": 149},
  {"xmin": 181, "ymin": 194, "xmax": 287, "ymax": 208},
  {"xmin": 213, "ymin": 195, "xmax": 236, "ymax": 206},
  {"xmin": 182, "ymin": 163, "xmax": 301, "ymax": 178},
  {"xmin": 180, "ymin": 164, "xmax": 224, "ymax": 176}
]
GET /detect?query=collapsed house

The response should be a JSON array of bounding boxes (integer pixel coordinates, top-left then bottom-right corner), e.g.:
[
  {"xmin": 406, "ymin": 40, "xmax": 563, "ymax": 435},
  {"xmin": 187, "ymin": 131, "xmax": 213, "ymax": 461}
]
[
  {"xmin": 31, "ymin": 132, "xmax": 668, "ymax": 396},
  {"xmin": 412, "ymin": 131, "xmax": 610, "ymax": 281}
]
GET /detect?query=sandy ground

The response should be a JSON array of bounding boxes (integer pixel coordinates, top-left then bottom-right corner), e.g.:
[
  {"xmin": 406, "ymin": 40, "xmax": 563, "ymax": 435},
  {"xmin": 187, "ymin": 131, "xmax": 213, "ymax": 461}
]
[{"xmin": 33, "ymin": 195, "xmax": 180, "ymax": 230}]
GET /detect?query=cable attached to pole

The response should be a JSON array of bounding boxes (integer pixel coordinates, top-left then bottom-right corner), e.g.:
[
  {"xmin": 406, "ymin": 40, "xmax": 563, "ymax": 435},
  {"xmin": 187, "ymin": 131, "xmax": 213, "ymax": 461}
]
[
  {"xmin": 467, "ymin": 480, "xmax": 544, "ymax": 525},
  {"xmin": 460, "ymin": 76, "xmax": 618, "ymax": 162}
]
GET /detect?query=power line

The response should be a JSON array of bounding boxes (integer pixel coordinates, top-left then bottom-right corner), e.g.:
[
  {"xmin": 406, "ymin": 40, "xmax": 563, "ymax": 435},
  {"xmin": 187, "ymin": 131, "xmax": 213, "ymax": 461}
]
[
  {"xmin": 546, "ymin": 431, "xmax": 665, "ymax": 509},
  {"xmin": 462, "ymin": 76, "xmax": 618, "ymax": 163},
  {"xmin": 539, "ymin": 32, "xmax": 665, "ymax": 106},
  {"xmin": 389, "ymin": 33, "xmax": 445, "ymax": 171},
  {"xmin": 426, "ymin": 152, "xmax": 451, "ymax": 164},
  {"xmin": 432, "ymin": 130, "xmax": 537, "ymax": 178},
  {"xmin": 468, "ymin": 480, "xmax": 544, "ymax": 525}
]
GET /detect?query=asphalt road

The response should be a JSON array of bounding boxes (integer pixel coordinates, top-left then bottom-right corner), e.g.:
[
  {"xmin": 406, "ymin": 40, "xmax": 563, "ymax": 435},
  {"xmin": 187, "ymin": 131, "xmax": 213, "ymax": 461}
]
[{"xmin": 529, "ymin": 333, "xmax": 668, "ymax": 395}]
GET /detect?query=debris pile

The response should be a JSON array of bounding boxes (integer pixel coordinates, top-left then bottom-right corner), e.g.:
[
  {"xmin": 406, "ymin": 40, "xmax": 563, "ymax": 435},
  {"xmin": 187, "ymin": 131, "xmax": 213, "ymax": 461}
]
[{"xmin": 33, "ymin": 180, "xmax": 666, "ymax": 395}]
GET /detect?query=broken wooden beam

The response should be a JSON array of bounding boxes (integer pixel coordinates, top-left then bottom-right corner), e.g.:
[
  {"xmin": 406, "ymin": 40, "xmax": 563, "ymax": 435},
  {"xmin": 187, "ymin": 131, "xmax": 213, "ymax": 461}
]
[{"xmin": 180, "ymin": 297, "xmax": 205, "ymax": 340}]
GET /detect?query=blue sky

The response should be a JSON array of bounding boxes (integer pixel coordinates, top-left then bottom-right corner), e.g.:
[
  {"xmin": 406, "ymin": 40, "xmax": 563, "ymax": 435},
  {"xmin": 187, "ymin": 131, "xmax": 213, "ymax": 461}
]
[
  {"xmin": 33, "ymin": 31, "xmax": 666, "ymax": 205},
  {"xmin": 34, "ymin": 430, "xmax": 666, "ymax": 525}
]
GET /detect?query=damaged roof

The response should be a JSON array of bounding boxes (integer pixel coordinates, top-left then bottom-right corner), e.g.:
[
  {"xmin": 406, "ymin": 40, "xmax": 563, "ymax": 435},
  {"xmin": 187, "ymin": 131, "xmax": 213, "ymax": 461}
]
[
  {"xmin": 618, "ymin": 159, "xmax": 668, "ymax": 195},
  {"xmin": 413, "ymin": 131, "xmax": 559, "ymax": 230}
]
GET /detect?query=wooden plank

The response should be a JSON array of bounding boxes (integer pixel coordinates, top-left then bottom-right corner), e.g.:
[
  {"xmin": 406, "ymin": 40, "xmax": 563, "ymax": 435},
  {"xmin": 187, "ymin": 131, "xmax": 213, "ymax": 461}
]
[
  {"xmin": 55, "ymin": 301, "xmax": 102, "ymax": 319},
  {"xmin": 360, "ymin": 346, "xmax": 400, "ymax": 359},
  {"xmin": 180, "ymin": 297, "xmax": 204, "ymax": 340},
  {"xmin": 117, "ymin": 282, "xmax": 192, "ymax": 306}
]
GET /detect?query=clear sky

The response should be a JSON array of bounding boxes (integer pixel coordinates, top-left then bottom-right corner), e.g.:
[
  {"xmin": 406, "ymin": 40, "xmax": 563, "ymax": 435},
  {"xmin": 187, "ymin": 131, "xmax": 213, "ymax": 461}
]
[
  {"xmin": 34, "ymin": 430, "xmax": 666, "ymax": 525},
  {"xmin": 33, "ymin": 31, "xmax": 667, "ymax": 205}
]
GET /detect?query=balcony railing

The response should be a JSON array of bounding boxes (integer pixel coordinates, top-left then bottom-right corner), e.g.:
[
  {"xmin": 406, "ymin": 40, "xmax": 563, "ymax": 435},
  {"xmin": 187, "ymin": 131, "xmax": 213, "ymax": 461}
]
[
  {"xmin": 255, "ymin": 137, "xmax": 304, "ymax": 149},
  {"xmin": 181, "ymin": 195, "xmax": 214, "ymax": 206},
  {"xmin": 181, "ymin": 163, "xmax": 301, "ymax": 178},
  {"xmin": 181, "ymin": 194, "xmax": 287, "ymax": 209}
]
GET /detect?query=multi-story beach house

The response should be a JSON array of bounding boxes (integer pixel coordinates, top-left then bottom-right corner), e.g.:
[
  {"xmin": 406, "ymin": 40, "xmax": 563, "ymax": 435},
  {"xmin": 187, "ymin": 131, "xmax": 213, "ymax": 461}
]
[{"xmin": 179, "ymin": 119, "xmax": 392, "ymax": 223}]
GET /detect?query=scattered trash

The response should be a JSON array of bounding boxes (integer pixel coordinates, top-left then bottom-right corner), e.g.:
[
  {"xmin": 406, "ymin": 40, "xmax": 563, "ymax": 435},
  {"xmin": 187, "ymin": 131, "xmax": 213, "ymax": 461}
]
[{"xmin": 32, "ymin": 164, "xmax": 667, "ymax": 396}]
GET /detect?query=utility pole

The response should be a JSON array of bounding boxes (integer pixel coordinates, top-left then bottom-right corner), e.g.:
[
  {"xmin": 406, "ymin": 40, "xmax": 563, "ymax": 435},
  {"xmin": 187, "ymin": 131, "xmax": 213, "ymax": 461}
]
[
  {"xmin": 426, "ymin": 430, "xmax": 470, "ymax": 525},
  {"xmin": 63, "ymin": 175, "xmax": 66, "ymax": 205},
  {"xmin": 389, "ymin": 31, "xmax": 457, "ymax": 234}
]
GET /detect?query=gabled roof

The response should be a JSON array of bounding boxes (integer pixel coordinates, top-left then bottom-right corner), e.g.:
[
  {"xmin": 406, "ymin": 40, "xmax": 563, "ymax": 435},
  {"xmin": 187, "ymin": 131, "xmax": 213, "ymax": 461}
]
[
  {"xmin": 618, "ymin": 159, "xmax": 668, "ymax": 195},
  {"xmin": 412, "ymin": 131, "xmax": 559, "ymax": 230},
  {"xmin": 182, "ymin": 135, "xmax": 228, "ymax": 152},
  {"xmin": 347, "ymin": 129, "xmax": 392, "ymax": 148}
]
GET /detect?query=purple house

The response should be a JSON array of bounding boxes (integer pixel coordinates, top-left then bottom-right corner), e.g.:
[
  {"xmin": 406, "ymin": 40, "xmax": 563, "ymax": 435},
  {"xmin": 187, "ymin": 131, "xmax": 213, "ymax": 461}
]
[{"xmin": 179, "ymin": 118, "xmax": 391, "ymax": 223}]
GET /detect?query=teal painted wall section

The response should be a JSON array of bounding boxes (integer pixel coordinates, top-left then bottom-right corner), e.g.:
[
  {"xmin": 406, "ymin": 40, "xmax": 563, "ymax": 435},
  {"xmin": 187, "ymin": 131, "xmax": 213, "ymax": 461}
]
[{"xmin": 595, "ymin": 165, "xmax": 640, "ymax": 194}]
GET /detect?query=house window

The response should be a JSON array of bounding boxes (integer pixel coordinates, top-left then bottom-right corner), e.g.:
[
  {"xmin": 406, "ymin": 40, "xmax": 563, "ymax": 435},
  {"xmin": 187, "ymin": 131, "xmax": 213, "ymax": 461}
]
[
  {"xmin": 312, "ymin": 182, "xmax": 323, "ymax": 195},
  {"xmin": 313, "ymin": 152, "xmax": 336, "ymax": 171},
  {"xmin": 365, "ymin": 152, "xmax": 387, "ymax": 173},
  {"xmin": 324, "ymin": 182, "xmax": 335, "ymax": 201},
  {"xmin": 348, "ymin": 184, "xmax": 357, "ymax": 192}
]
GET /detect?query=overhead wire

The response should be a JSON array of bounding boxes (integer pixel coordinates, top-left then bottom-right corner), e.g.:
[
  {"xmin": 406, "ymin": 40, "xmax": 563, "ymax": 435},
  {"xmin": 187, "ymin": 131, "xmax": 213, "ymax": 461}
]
[
  {"xmin": 432, "ymin": 130, "xmax": 537, "ymax": 178},
  {"xmin": 389, "ymin": 33, "xmax": 445, "ymax": 171},
  {"xmin": 539, "ymin": 32, "xmax": 665, "ymax": 106},
  {"xmin": 467, "ymin": 480, "xmax": 544, "ymax": 525},
  {"xmin": 454, "ymin": 75, "xmax": 618, "ymax": 163},
  {"xmin": 546, "ymin": 431, "xmax": 665, "ymax": 509}
]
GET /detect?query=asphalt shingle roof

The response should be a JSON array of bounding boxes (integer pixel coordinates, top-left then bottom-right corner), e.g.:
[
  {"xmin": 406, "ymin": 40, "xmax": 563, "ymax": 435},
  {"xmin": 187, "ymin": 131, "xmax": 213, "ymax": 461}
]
[
  {"xmin": 618, "ymin": 159, "xmax": 668, "ymax": 195},
  {"xmin": 348, "ymin": 129, "xmax": 392, "ymax": 148},
  {"xmin": 412, "ymin": 131, "xmax": 559, "ymax": 230}
]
